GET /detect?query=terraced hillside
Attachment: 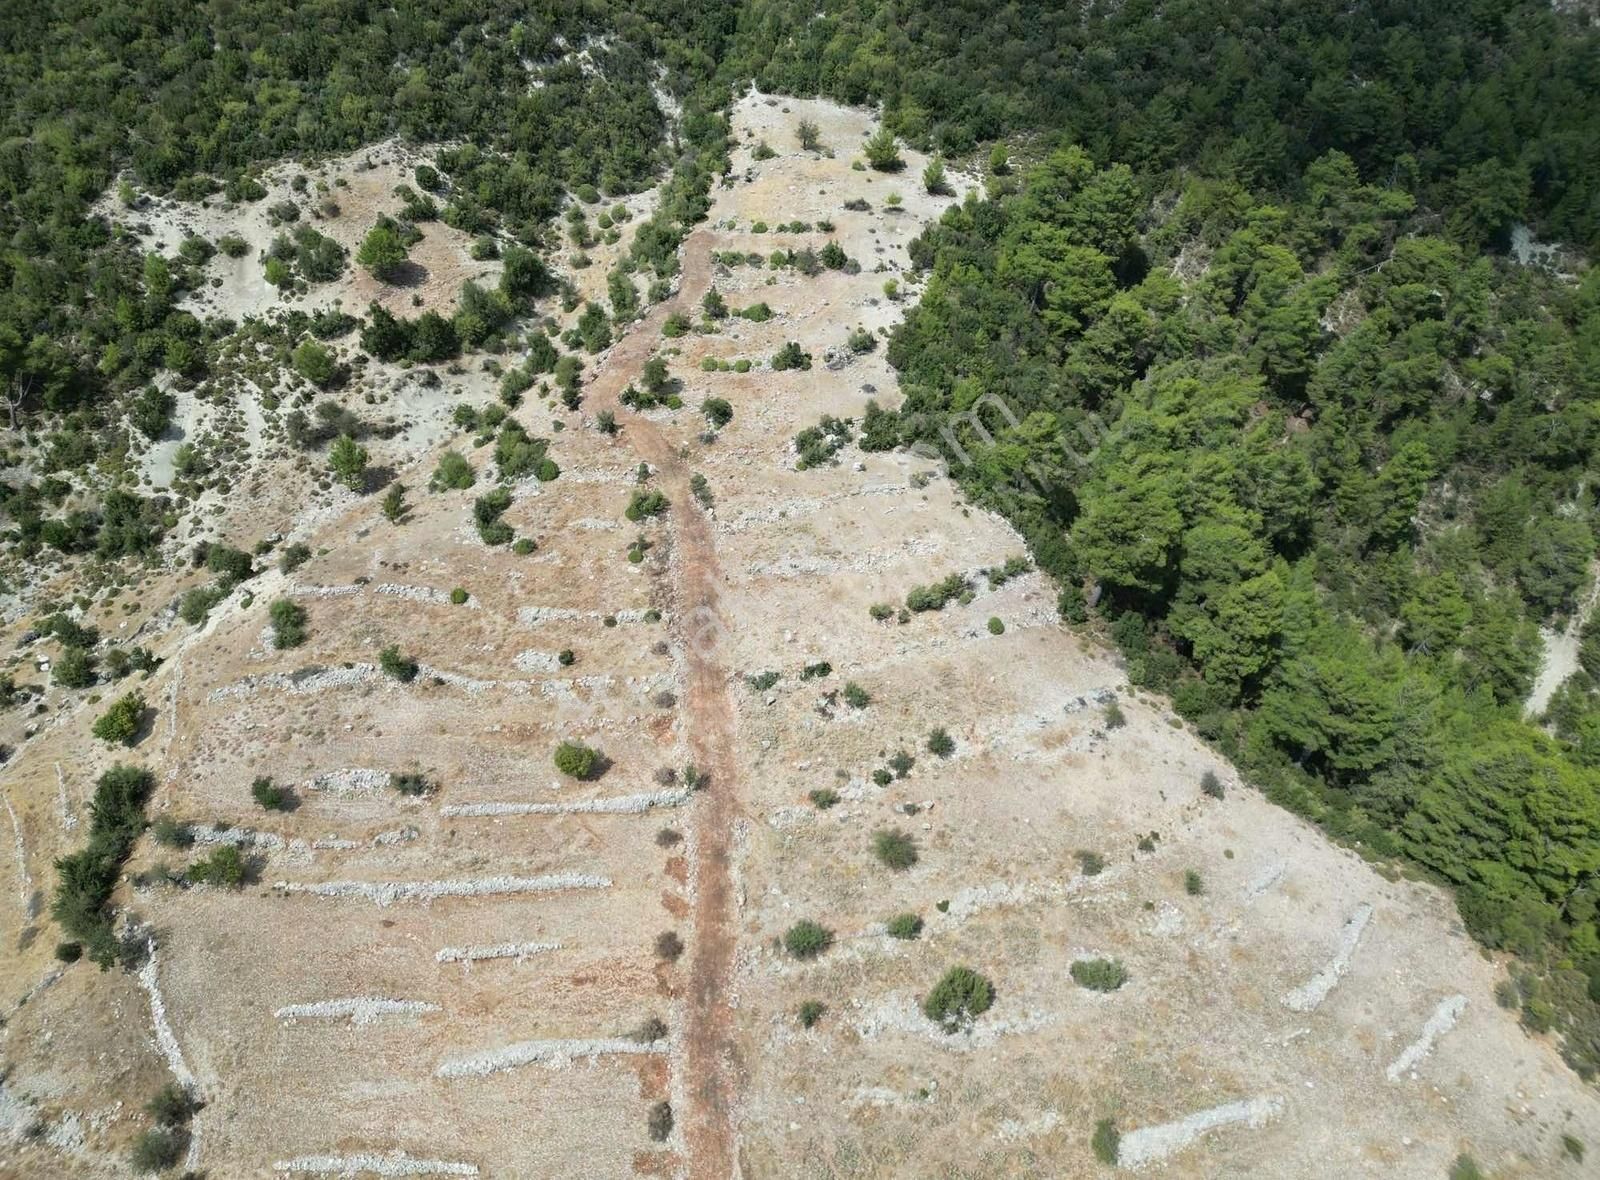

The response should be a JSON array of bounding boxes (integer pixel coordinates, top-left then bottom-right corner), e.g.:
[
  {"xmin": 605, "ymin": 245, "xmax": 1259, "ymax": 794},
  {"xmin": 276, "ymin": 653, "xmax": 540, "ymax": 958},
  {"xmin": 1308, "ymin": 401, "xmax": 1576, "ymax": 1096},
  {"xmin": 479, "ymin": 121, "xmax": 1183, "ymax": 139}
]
[{"xmin": 2, "ymin": 96, "xmax": 1598, "ymax": 1179}]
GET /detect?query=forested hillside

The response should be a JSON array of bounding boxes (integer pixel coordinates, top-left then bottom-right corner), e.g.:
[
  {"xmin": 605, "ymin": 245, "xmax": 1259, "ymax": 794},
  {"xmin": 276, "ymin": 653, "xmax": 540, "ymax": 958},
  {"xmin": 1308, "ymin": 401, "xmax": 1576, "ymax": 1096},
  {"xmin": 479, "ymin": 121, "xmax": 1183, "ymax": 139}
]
[
  {"xmin": 730, "ymin": 0, "xmax": 1600, "ymax": 255},
  {"xmin": 726, "ymin": 3, "xmax": 1600, "ymax": 1075},
  {"xmin": 0, "ymin": 0, "xmax": 735, "ymax": 570}
]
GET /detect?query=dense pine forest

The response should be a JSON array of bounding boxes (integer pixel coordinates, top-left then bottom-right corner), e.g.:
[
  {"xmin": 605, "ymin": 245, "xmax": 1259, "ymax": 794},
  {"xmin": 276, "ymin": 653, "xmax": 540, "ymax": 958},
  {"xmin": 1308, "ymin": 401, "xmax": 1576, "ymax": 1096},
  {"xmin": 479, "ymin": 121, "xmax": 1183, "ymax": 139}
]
[{"xmin": 4, "ymin": 0, "xmax": 1600, "ymax": 1078}]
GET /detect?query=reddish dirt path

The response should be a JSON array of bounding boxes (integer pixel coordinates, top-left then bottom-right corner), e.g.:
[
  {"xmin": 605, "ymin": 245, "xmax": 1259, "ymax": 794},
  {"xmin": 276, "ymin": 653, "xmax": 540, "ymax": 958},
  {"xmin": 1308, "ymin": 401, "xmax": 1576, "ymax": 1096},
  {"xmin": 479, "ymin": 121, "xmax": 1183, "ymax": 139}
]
[{"xmin": 576, "ymin": 234, "xmax": 741, "ymax": 1179}]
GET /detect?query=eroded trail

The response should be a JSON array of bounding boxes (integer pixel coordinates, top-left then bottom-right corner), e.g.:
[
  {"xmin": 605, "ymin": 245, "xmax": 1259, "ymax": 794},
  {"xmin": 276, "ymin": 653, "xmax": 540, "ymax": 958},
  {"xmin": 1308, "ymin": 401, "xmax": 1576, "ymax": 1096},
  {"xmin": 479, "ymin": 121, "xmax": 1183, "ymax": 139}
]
[{"xmin": 578, "ymin": 233, "xmax": 740, "ymax": 1178}]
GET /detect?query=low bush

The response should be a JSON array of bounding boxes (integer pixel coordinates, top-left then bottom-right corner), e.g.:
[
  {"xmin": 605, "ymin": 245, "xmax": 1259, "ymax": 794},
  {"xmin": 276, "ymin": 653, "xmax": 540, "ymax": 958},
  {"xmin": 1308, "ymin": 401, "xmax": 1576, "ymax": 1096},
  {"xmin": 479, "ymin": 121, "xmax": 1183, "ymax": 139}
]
[
  {"xmin": 251, "ymin": 777, "xmax": 293, "ymax": 811},
  {"xmin": 783, "ymin": 920, "xmax": 834, "ymax": 959},
  {"xmin": 269, "ymin": 598, "xmax": 307, "ymax": 649},
  {"xmin": 1071, "ymin": 957, "xmax": 1128, "ymax": 992},
  {"xmin": 797, "ymin": 999, "xmax": 826, "ymax": 1028},
  {"xmin": 1091, "ymin": 1118, "xmax": 1120, "ymax": 1165},
  {"xmin": 146, "ymin": 1082, "xmax": 200, "ymax": 1126},
  {"xmin": 886, "ymin": 913, "xmax": 923, "ymax": 940},
  {"xmin": 379, "ymin": 644, "xmax": 419, "ymax": 682},
  {"xmin": 808, "ymin": 787, "xmax": 839, "ymax": 810},
  {"xmin": 800, "ymin": 661, "xmax": 831, "ymax": 680},
  {"xmin": 655, "ymin": 930, "xmax": 684, "ymax": 962},
  {"xmin": 130, "ymin": 1127, "xmax": 187, "ymax": 1173},
  {"xmin": 1104, "ymin": 700, "xmax": 1126, "ymax": 728},
  {"xmin": 390, "ymin": 771, "xmax": 432, "ymax": 796},
  {"xmin": 554, "ymin": 740, "xmax": 600, "ymax": 780},
  {"xmin": 906, "ymin": 572, "xmax": 969, "ymax": 612},
  {"xmin": 1075, "ymin": 850, "xmax": 1105, "ymax": 876},
  {"xmin": 874, "ymin": 828, "xmax": 919, "ymax": 871},
  {"xmin": 179, "ymin": 584, "xmax": 225, "ymax": 625},
  {"xmin": 842, "ymin": 681, "xmax": 871, "ymax": 708},
  {"xmin": 923, "ymin": 965, "xmax": 994, "ymax": 1032},
  {"xmin": 187, "ymin": 844, "xmax": 247, "ymax": 889},
  {"xmin": 92, "ymin": 691, "xmax": 145, "ymax": 745},
  {"xmin": 771, "ymin": 341, "xmax": 812, "ymax": 371},
  {"xmin": 1200, "ymin": 770, "xmax": 1225, "ymax": 799},
  {"xmin": 987, "ymin": 617, "xmax": 1005, "ymax": 635},
  {"xmin": 625, "ymin": 489, "xmax": 670, "ymax": 521},
  {"xmin": 888, "ymin": 749, "xmax": 915, "ymax": 778},
  {"xmin": 278, "ymin": 543, "xmax": 312, "ymax": 573},
  {"xmin": 926, "ymin": 727, "xmax": 955, "ymax": 757},
  {"xmin": 631, "ymin": 1015, "xmax": 668, "ymax": 1043},
  {"xmin": 647, "ymin": 1100, "xmax": 674, "ymax": 1142},
  {"xmin": 431, "ymin": 450, "xmax": 476, "ymax": 491},
  {"xmin": 1184, "ymin": 869, "xmax": 1204, "ymax": 896},
  {"xmin": 450, "ymin": 587, "xmax": 469, "ymax": 605}
]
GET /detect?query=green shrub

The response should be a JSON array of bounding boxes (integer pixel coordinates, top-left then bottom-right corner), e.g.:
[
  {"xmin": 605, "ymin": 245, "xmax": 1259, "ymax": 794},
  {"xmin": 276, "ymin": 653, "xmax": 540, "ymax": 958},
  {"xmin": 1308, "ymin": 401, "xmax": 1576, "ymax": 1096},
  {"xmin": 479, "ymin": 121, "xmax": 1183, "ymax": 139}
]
[
  {"xmin": 147, "ymin": 816, "xmax": 191, "ymax": 853},
  {"xmin": 1562, "ymin": 1134, "xmax": 1585, "ymax": 1163},
  {"xmin": 745, "ymin": 670, "xmax": 780, "ymax": 692},
  {"xmin": 842, "ymin": 681, "xmax": 871, "ymax": 708},
  {"xmin": 269, "ymin": 598, "xmax": 307, "ymax": 648},
  {"xmin": 558, "ymin": 649, "xmax": 576, "ymax": 666},
  {"xmin": 130, "ymin": 1127, "xmax": 187, "ymax": 1173},
  {"xmin": 1091, "ymin": 1118, "xmax": 1120, "ymax": 1165},
  {"xmin": 379, "ymin": 644, "xmax": 418, "ymax": 682},
  {"xmin": 874, "ymin": 828, "xmax": 919, "ymax": 870},
  {"xmin": 784, "ymin": 920, "xmax": 834, "ymax": 959},
  {"xmin": 187, "ymin": 844, "xmax": 246, "ymax": 888},
  {"xmin": 1075, "ymin": 850, "xmax": 1105, "ymax": 876},
  {"xmin": 886, "ymin": 913, "xmax": 923, "ymax": 940},
  {"xmin": 55, "ymin": 940, "xmax": 82, "ymax": 963},
  {"xmin": 146, "ymin": 1082, "xmax": 200, "ymax": 1126},
  {"xmin": 1200, "ymin": 770, "xmax": 1225, "ymax": 799},
  {"xmin": 53, "ymin": 645, "xmax": 95, "ymax": 689},
  {"xmin": 702, "ymin": 397, "xmax": 733, "ymax": 428},
  {"xmin": 205, "ymin": 543, "xmax": 255, "ymax": 583},
  {"xmin": 647, "ymin": 1100, "xmax": 673, "ymax": 1142},
  {"xmin": 923, "ymin": 965, "xmax": 994, "ymax": 1031},
  {"xmin": 251, "ymin": 777, "xmax": 293, "ymax": 811},
  {"xmin": 431, "ymin": 450, "xmax": 475, "ymax": 491},
  {"xmin": 450, "ymin": 587, "xmax": 469, "ymax": 605},
  {"xmin": 987, "ymin": 616, "xmax": 1005, "ymax": 635},
  {"xmin": 1448, "ymin": 1156, "xmax": 1484, "ymax": 1180},
  {"xmin": 554, "ymin": 740, "xmax": 600, "ymax": 780},
  {"xmin": 888, "ymin": 749, "xmax": 915, "ymax": 778},
  {"xmin": 51, "ymin": 764, "xmax": 155, "ymax": 966},
  {"xmin": 1071, "ymin": 957, "xmax": 1128, "ymax": 992},
  {"xmin": 926, "ymin": 727, "xmax": 955, "ymax": 757},
  {"xmin": 906, "ymin": 572, "xmax": 969, "ymax": 612},
  {"xmin": 800, "ymin": 661, "xmax": 832, "ymax": 680},
  {"xmin": 808, "ymin": 787, "xmax": 839, "ymax": 810},
  {"xmin": 278, "ymin": 543, "xmax": 312, "ymax": 573},
  {"xmin": 474, "ymin": 490, "xmax": 516, "ymax": 546},
  {"xmin": 872, "ymin": 768, "xmax": 892, "ymax": 786},
  {"xmin": 1104, "ymin": 700, "xmax": 1126, "ymax": 728},
  {"xmin": 179, "ymin": 584, "xmax": 225, "ymax": 626},
  {"xmin": 92, "ymin": 691, "xmax": 145, "ymax": 745},
  {"xmin": 655, "ymin": 930, "xmax": 684, "ymax": 961},
  {"xmin": 1184, "ymin": 869, "xmax": 1204, "ymax": 896},
  {"xmin": 390, "ymin": 771, "xmax": 432, "ymax": 796},
  {"xmin": 625, "ymin": 489, "xmax": 669, "ymax": 521},
  {"xmin": 797, "ymin": 999, "xmax": 826, "ymax": 1028},
  {"xmin": 771, "ymin": 341, "xmax": 812, "ymax": 371}
]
